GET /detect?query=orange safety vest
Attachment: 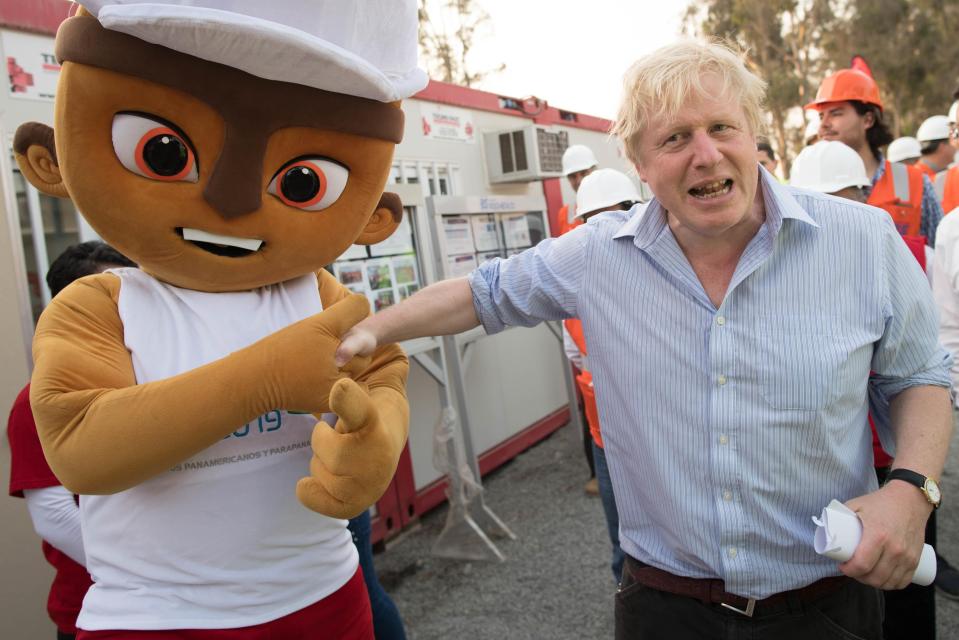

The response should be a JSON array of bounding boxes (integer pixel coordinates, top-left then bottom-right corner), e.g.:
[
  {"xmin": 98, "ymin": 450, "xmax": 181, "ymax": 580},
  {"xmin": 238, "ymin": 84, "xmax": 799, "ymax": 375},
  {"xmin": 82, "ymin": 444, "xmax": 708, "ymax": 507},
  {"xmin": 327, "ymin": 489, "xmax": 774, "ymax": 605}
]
[
  {"xmin": 556, "ymin": 204, "xmax": 583, "ymax": 236},
  {"xmin": 937, "ymin": 165, "xmax": 959, "ymax": 215},
  {"xmin": 564, "ymin": 318, "xmax": 603, "ymax": 448},
  {"xmin": 867, "ymin": 160, "xmax": 924, "ymax": 237},
  {"xmin": 916, "ymin": 162, "xmax": 937, "ymax": 180}
]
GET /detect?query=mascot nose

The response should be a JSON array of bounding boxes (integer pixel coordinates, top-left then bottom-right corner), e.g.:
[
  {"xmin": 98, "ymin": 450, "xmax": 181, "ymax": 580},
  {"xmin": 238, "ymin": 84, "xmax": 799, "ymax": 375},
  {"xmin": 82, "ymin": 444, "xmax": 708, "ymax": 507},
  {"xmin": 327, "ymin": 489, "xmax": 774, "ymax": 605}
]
[{"xmin": 202, "ymin": 129, "xmax": 264, "ymax": 218}]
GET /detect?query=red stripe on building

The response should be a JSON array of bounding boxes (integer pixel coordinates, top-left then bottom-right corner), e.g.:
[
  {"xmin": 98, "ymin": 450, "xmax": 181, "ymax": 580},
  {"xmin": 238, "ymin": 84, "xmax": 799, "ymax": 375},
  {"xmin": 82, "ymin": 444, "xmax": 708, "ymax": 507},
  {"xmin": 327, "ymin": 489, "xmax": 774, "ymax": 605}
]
[{"xmin": 0, "ymin": 0, "xmax": 71, "ymax": 36}]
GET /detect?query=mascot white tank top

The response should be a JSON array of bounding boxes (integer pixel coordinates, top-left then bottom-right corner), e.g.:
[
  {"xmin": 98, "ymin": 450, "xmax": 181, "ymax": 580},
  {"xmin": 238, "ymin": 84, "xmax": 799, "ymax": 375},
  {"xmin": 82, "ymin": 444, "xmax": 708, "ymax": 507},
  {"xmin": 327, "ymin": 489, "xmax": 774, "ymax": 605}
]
[{"xmin": 77, "ymin": 268, "xmax": 357, "ymax": 631}]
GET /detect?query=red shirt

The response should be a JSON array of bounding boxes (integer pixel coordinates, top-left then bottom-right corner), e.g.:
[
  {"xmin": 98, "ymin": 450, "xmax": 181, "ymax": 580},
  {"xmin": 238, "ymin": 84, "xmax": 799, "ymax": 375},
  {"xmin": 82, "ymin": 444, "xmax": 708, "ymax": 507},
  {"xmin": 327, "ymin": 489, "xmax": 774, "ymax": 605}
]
[{"xmin": 7, "ymin": 384, "xmax": 93, "ymax": 634}]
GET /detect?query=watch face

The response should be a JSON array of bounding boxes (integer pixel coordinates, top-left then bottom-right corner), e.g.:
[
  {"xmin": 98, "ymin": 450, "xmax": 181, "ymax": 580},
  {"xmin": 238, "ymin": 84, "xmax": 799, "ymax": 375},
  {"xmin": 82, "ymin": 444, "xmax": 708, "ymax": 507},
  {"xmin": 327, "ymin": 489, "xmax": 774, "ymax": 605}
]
[{"xmin": 925, "ymin": 478, "xmax": 942, "ymax": 504}]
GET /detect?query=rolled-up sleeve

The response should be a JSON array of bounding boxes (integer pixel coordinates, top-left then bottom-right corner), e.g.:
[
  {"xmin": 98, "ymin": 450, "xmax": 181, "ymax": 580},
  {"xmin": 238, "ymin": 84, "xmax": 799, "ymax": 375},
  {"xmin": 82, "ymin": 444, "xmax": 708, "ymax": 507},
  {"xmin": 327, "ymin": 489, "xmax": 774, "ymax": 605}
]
[
  {"xmin": 469, "ymin": 224, "xmax": 590, "ymax": 334},
  {"xmin": 871, "ymin": 220, "xmax": 953, "ymax": 398}
]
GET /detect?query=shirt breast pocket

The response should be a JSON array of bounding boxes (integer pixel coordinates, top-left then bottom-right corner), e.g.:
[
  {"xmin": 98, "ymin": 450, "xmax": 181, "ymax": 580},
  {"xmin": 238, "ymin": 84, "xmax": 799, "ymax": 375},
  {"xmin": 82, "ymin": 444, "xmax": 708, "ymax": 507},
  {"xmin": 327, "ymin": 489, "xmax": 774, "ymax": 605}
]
[{"xmin": 756, "ymin": 315, "xmax": 844, "ymax": 411}]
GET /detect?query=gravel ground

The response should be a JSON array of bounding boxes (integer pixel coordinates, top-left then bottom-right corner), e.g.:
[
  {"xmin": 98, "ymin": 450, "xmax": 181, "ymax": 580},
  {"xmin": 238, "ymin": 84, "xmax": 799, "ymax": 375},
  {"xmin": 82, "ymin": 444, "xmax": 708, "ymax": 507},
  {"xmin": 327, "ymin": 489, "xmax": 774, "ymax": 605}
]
[{"xmin": 375, "ymin": 418, "xmax": 959, "ymax": 639}]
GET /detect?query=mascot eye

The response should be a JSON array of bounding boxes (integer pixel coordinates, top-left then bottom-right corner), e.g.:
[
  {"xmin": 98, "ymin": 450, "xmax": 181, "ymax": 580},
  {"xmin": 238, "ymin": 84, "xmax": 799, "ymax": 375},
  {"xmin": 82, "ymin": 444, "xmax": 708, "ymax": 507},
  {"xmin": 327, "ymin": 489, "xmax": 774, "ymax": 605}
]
[
  {"xmin": 267, "ymin": 158, "xmax": 349, "ymax": 211},
  {"xmin": 111, "ymin": 113, "xmax": 198, "ymax": 182}
]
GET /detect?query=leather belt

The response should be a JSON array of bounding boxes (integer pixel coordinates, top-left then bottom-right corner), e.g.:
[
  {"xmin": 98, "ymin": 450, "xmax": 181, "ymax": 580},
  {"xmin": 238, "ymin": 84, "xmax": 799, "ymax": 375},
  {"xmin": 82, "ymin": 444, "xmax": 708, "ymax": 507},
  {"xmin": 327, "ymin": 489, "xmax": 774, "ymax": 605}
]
[{"xmin": 622, "ymin": 557, "xmax": 849, "ymax": 618}]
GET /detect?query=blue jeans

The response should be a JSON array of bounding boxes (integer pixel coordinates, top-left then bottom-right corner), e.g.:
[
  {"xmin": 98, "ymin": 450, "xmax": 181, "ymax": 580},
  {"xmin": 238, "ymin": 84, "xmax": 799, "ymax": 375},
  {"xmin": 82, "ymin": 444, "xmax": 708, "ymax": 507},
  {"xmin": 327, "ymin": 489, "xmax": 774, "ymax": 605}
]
[
  {"xmin": 593, "ymin": 440, "xmax": 624, "ymax": 582},
  {"xmin": 348, "ymin": 511, "xmax": 407, "ymax": 640}
]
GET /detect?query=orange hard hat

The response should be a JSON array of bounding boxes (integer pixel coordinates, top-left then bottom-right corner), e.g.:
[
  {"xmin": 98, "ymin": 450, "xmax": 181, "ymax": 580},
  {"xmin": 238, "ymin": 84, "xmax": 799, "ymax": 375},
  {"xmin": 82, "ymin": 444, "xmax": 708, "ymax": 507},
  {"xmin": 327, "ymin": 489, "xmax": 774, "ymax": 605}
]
[{"xmin": 805, "ymin": 69, "xmax": 883, "ymax": 111}]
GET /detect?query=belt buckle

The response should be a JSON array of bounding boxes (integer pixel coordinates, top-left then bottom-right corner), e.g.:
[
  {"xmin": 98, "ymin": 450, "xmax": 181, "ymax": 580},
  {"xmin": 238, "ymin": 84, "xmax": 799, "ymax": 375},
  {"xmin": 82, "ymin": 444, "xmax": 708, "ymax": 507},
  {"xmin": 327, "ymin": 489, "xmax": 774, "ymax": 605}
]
[{"xmin": 720, "ymin": 598, "xmax": 756, "ymax": 617}]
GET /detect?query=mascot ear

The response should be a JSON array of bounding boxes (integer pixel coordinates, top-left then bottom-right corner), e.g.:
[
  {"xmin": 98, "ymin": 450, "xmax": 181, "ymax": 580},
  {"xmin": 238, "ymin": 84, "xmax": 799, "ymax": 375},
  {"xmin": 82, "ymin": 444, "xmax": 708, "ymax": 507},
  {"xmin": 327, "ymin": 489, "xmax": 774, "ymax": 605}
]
[
  {"xmin": 14, "ymin": 123, "xmax": 69, "ymax": 198},
  {"xmin": 354, "ymin": 192, "xmax": 403, "ymax": 245}
]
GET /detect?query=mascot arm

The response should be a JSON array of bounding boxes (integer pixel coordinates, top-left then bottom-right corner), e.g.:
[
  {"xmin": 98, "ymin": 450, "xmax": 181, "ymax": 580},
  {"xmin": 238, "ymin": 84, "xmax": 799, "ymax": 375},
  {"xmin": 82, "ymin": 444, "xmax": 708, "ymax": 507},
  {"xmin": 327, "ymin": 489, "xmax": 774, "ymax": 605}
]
[
  {"xmin": 297, "ymin": 271, "xmax": 411, "ymax": 518},
  {"xmin": 31, "ymin": 272, "xmax": 369, "ymax": 494}
]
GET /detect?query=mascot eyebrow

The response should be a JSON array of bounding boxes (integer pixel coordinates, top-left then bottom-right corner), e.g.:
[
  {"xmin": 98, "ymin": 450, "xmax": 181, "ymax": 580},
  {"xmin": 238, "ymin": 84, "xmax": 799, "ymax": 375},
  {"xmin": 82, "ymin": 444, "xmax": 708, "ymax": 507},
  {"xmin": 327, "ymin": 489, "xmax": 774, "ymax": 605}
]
[{"xmin": 55, "ymin": 15, "xmax": 405, "ymax": 218}]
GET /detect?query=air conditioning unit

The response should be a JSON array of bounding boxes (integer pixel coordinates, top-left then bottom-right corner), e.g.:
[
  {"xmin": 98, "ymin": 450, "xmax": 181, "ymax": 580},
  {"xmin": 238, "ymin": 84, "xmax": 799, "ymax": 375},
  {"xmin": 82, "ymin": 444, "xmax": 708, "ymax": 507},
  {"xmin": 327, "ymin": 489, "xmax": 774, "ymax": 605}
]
[{"xmin": 483, "ymin": 125, "xmax": 569, "ymax": 183}]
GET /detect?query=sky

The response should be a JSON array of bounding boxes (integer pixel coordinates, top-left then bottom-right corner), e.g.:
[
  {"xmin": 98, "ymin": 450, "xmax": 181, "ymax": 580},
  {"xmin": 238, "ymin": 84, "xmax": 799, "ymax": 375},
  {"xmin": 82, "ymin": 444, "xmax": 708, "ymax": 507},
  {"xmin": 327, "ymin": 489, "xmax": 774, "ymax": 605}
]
[{"xmin": 439, "ymin": 1, "xmax": 689, "ymax": 120}]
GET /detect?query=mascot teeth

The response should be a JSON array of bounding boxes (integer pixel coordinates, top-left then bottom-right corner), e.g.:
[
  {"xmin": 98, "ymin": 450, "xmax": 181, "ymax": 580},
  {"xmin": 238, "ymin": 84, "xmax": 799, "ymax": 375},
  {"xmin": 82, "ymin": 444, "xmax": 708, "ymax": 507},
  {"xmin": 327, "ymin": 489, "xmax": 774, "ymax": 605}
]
[{"xmin": 182, "ymin": 228, "xmax": 263, "ymax": 251}]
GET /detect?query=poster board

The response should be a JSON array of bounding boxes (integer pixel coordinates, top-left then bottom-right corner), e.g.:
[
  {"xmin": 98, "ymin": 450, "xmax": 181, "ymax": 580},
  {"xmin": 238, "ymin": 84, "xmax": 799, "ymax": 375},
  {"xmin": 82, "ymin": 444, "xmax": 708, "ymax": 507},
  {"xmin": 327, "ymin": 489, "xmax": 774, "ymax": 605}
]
[{"xmin": 425, "ymin": 194, "xmax": 548, "ymax": 280}]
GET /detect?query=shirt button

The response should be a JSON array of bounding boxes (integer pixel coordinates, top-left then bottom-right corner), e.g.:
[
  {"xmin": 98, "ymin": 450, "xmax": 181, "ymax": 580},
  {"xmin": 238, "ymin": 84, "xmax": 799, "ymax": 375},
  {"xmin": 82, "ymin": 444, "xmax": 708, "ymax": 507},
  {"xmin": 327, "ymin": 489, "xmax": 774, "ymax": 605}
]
[
  {"xmin": 728, "ymin": 547, "xmax": 738, "ymax": 559},
  {"xmin": 719, "ymin": 435, "xmax": 729, "ymax": 445},
  {"xmin": 723, "ymin": 490, "xmax": 733, "ymax": 502},
  {"xmin": 717, "ymin": 375, "xmax": 727, "ymax": 386},
  {"xmin": 716, "ymin": 316, "xmax": 726, "ymax": 326}
]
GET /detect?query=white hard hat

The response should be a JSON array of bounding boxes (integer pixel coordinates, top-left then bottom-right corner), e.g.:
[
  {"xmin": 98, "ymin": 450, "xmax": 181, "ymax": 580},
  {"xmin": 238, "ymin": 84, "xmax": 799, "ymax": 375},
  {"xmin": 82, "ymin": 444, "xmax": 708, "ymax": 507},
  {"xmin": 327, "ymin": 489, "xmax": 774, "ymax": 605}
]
[
  {"xmin": 886, "ymin": 137, "xmax": 922, "ymax": 162},
  {"xmin": 789, "ymin": 141, "xmax": 870, "ymax": 193},
  {"xmin": 562, "ymin": 145, "xmax": 598, "ymax": 176},
  {"xmin": 950, "ymin": 101, "xmax": 959, "ymax": 125},
  {"xmin": 575, "ymin": 169, "xmax": 641, "ymax": 218},
  {"xmin": 78, "ymin": 0, "xmax": 428, "ymax": 102},
  {"xmin": 916, "ymin": 116, "xmax": 951, "ymax": 143}
]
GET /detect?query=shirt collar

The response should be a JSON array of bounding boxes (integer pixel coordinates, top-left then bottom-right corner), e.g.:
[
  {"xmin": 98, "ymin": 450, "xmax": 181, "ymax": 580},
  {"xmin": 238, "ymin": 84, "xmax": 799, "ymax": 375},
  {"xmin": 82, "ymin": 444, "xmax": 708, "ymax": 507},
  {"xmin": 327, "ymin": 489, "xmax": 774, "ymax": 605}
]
[{"xmin": 613, "ymin": 167, "xmax": 818, "ymax": 249}]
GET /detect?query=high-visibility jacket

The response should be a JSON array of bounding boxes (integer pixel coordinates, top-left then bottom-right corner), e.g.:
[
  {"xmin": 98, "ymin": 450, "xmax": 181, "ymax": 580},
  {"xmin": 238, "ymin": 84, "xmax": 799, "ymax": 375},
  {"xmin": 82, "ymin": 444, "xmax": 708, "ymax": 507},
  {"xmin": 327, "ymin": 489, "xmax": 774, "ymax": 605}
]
[
  {"xmin": 936, "ymin": 165, "xmax": 959, "ymax": 215},
  {"xmin": 916, "ymin": 162, "xmax": 937, "ymax": 180},
  {"xmin": 564, "ymin": 318, "xmax": 603, "ymax": 448},
  {"xmin": 555, "ymin": 204, "xmax": 582, "ymax": 236},
  {"xmin": 867, "ymin": 160, "xmax": 924, "ymax": 237}
]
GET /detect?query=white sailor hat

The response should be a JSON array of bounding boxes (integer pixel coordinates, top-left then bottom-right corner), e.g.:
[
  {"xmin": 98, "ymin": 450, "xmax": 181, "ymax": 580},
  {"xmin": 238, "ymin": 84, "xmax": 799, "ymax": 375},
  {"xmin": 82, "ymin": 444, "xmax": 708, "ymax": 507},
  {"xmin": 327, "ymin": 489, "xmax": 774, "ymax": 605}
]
[{"xmin": 77, "ymin": 0, "xmax": 429, "ymax": 102}]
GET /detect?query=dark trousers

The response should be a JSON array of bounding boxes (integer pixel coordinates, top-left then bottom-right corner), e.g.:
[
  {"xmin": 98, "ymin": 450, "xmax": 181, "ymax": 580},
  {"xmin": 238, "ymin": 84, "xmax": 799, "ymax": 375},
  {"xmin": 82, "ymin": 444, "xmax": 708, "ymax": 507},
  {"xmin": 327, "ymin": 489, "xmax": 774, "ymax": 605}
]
[
  {"xmin": 348, "ymin": 511, "xmax": 407, "ymax": 640},
  {"xmin": 615, "ymin": 557, "xmax": 883, "ymax": 640}
]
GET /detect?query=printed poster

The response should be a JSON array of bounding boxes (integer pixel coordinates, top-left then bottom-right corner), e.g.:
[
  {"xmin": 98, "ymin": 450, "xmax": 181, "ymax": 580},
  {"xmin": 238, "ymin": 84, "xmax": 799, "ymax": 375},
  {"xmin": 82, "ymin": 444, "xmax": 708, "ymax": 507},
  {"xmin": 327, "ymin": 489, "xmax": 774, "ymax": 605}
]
[
  {"xmin": 3, "ymin": 31, "xmax": 59, "ymax": 101},
  {"xmin": 501, "ymin": 213, "xmax": 531, "ymax": 249},
  {"xmin": 447, "ymin": 253, "xmax": 478, "ymax": 278},
  {"xmin": 442, "ymin": 215, "xmax": 475, "ymax": 255},
  {"xmin": 420, "ymin": 104, "xmax": 476, "ymax": 143},
  {"xmin": 471, "ymin": 214, "xmax": 501, "ymax": 251}
]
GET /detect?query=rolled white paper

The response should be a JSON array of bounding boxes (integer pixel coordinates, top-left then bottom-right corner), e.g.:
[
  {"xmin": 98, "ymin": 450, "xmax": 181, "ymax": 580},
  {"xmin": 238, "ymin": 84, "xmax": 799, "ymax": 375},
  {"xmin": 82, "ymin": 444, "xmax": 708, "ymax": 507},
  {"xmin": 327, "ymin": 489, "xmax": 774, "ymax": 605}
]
[{"xmin": 812, "ymin": 499, "xmax": 936, "ymax": 587}]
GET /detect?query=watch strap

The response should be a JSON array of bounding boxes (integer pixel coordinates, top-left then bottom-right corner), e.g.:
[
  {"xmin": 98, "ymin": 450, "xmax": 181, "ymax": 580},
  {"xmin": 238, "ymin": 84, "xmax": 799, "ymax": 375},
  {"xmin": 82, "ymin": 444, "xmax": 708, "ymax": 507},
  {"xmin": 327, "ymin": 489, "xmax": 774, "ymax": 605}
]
[
  {"xmin": 886, "ymin": 468, "xmax": 940, "ymax": 508},
  {"xmin": 886, "ymin": 468, "xmax": 927, "ymax": 488}
]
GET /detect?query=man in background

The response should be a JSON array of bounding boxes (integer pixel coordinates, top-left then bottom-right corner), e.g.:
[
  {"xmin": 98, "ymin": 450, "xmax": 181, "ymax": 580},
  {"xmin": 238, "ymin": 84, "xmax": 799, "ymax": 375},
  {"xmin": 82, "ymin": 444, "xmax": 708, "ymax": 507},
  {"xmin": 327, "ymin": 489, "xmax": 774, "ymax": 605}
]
[{"xmin": 7, "ymin": 241, "xmax": 135, "ymax": 640}]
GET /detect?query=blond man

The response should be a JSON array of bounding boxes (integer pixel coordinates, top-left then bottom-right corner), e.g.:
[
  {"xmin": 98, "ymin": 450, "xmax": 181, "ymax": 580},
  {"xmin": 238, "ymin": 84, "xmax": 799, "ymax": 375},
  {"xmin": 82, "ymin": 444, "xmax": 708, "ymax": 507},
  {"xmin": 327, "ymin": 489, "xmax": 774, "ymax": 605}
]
[{"xmin": 337, "ymin": 41, "xmax": 952, "ymax": 639}]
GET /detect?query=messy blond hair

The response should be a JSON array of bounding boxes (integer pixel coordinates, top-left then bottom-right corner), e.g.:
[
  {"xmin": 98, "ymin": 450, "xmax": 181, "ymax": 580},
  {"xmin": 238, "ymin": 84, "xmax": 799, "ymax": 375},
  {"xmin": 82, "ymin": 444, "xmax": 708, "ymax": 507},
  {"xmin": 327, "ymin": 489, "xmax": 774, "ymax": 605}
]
[{"xmin": 612, "ymin": 39, "xmax": 767, "ymax": 164}]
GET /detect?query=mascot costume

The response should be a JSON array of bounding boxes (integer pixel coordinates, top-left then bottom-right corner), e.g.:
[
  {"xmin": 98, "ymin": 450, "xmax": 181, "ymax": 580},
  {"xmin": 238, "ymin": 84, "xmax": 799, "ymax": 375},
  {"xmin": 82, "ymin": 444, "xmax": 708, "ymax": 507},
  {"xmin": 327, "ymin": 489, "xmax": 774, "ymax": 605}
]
[{"xmin": 15, "ymin": 1, "xmax": 425, "ymax": 637}]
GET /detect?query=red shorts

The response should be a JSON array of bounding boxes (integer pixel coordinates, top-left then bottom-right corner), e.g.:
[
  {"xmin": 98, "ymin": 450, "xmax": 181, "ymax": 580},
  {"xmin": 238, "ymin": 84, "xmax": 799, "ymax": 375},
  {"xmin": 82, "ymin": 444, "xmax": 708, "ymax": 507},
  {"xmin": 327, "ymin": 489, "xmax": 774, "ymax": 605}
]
[{"xmin": 76, "ymin": 568, "xmax": 372, "ymax": 640}]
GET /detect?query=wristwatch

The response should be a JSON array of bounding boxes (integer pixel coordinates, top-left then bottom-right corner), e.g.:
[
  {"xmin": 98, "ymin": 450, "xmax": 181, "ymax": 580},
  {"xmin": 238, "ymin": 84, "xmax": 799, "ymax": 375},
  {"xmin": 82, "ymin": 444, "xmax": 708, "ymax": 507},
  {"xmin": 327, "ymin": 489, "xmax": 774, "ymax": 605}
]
[{"xmin": 885, "ymin": 468, "xmax": 942, "ymax": 509}]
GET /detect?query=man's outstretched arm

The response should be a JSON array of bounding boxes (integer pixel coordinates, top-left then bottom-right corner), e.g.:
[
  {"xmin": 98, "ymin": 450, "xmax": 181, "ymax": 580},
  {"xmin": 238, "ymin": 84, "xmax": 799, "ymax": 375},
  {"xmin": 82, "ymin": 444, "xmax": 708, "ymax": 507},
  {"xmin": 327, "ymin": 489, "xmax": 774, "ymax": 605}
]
[{"xmin": 336, "ymin": 277, "xmax": 478, "ymax": 365}]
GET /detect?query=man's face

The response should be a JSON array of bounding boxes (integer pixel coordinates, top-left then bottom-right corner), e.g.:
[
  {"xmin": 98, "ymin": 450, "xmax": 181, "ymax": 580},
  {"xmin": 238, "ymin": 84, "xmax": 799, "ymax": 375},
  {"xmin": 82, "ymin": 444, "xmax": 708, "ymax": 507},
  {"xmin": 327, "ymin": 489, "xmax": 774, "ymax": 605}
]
[
  {"xmin": 632, "ymin": 76, "xmax": 760, "ymax": 241},
  {"xmin": 817, "ymin": 102, "xmax": 871, "ymax": 151},
  {"xmin": 757, "ymin": 149, "xmax": 777, "ymax": 174},
  {"xmin": 567, "ymin": 167, "xmax": 594, "ymax": 193}
]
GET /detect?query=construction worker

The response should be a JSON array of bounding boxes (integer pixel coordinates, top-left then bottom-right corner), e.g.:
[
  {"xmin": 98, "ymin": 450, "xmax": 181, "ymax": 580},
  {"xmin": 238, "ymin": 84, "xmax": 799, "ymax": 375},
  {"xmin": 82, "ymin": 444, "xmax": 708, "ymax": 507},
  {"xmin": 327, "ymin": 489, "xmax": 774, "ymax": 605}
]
[
  {"xmin": 887, "ymin": 137, "xmax": 921, "ymax": 166},
  {"xmin": 936, "ymin": 101, "xmax": 959, "ymax": 214},
  {"xmin": 562, "ymin": 169, "xmax": 641, "ymax": 581},
  {"xmin": 756, "ymin": 140, "xmax": 778, "ymax": 175},
  {"xmin": 916, "ymin": 115, "xmax": 953, "ymax": 180},
  {"xmin": 556, "ymin": 144, "xmax": 598, "ymax": 235},
  {"xmin": 807, "ymin": 68, "xmax": 944, "ymax": 245},
  {"xmin": 792, "ymin": 139, "xmax": 959, "ymax": 638}
]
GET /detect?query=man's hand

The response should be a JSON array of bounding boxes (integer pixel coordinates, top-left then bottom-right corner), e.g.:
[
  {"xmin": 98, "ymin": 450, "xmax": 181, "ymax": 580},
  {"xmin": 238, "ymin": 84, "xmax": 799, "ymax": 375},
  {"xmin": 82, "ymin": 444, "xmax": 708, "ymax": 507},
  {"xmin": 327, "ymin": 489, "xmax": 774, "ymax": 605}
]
[
  {"xmin": 841, "ymin": 480, "xmax": 934, "ymax": 589},
  {"xmin": 296, "ymin": 378, "xmax": 403, "ymax": 519},
  {"xmin": 255, "ymin": 294, "xmax": 371, "ymax": 415},
  {"xmin": 335, "ymin": 324, "xmax": 378, "ymax": 367}
]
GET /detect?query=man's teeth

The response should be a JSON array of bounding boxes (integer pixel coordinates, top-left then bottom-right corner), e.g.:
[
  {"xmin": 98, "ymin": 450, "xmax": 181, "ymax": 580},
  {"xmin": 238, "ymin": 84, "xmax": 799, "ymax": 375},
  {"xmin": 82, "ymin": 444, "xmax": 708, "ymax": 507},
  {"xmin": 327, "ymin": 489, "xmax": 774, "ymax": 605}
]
[
  {"xmin": 182, "ymin": 228, "xmax": 263, "ymax": 251},
  {"xmin": 690, "ymin": 180, "xmax": 732, "ymax": 199}
]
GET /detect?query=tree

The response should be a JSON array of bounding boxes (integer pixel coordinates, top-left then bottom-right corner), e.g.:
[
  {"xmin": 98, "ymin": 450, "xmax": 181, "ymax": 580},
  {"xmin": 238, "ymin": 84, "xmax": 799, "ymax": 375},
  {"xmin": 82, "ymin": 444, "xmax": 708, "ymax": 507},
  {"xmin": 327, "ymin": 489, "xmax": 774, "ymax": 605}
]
[
  {"xmin": 418, "ymin": 0, "xmax": 505, "ymax": 88},
  {"xmin": 684, "ymin": 0, "xmax": 837, "ymax": 175},
  {"xmin": 817, "ymin": 0, "xmax": 959, "ymax": 137},
  {"xmin": 685, "ymin": 0, "xmax": 959, "ymax": 172}
]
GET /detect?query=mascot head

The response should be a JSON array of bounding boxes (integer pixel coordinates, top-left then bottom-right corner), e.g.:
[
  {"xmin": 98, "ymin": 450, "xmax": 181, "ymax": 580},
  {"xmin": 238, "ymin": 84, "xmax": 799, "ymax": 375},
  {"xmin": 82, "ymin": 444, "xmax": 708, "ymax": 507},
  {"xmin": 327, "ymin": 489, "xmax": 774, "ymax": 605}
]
[{"xmin": 14, "ymin": 0, "xmax": 426, "ymax": 292}]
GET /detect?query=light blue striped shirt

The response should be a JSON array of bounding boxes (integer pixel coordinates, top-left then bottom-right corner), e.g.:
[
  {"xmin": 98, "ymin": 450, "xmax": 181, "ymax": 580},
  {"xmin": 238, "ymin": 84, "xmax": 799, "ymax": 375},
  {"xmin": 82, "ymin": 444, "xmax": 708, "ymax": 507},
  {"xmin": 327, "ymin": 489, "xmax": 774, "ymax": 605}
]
[{"xmin": 469, "ymin": 169, "xmax": 951, "ymax": 598}]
